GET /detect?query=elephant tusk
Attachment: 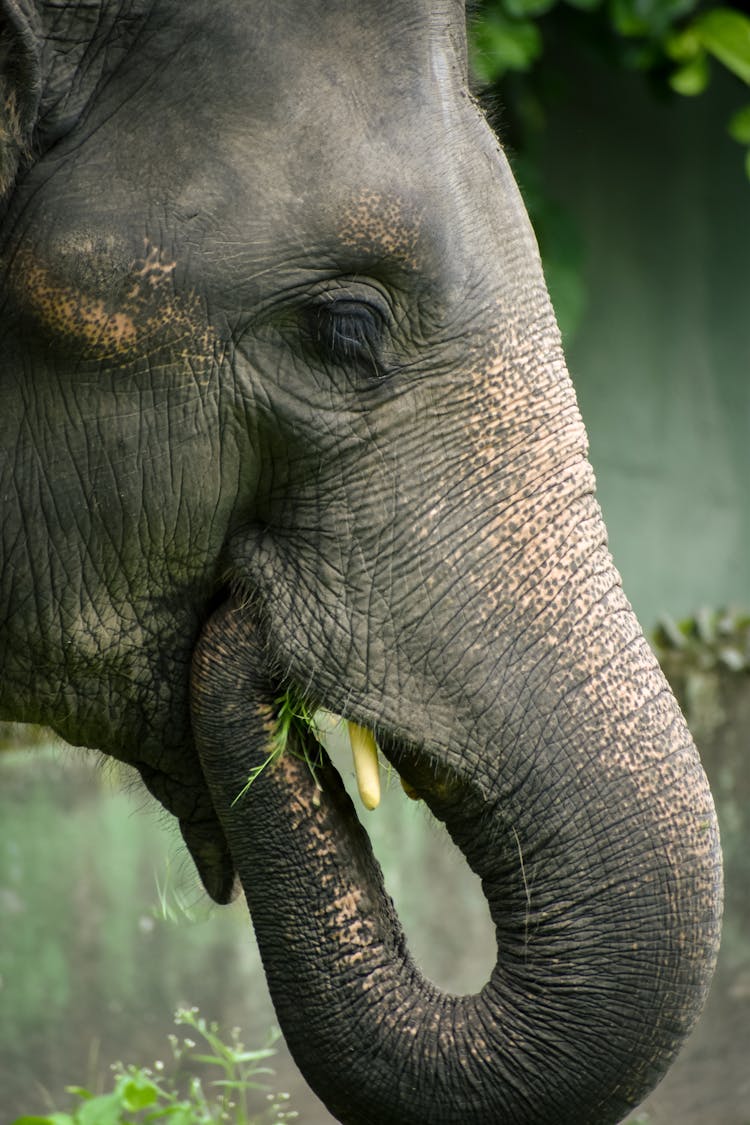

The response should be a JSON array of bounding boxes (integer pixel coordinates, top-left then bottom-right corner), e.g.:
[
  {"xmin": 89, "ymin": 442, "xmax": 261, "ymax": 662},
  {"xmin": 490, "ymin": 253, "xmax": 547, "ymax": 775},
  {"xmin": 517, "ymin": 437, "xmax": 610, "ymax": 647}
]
[{"xmin": 347, "ymin": 721, "xmax": 381, "ymax": 810}]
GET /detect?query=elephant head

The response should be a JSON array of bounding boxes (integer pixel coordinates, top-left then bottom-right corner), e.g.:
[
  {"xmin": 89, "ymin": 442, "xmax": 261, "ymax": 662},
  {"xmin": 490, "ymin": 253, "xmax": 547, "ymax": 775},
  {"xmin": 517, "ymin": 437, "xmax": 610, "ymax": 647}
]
[{"xmin": 0, "ymin": 2, "xmax": 722, "ymax": 1122}]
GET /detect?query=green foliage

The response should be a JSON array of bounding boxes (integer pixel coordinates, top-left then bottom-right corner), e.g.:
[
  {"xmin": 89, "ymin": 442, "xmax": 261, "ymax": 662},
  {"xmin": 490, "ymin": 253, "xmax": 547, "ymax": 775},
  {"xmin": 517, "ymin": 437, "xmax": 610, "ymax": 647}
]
[
  {"xmin": 610, "ymin": 0, "xmax": 698, "ymax": 39},
  {"xmin": 694, "ymin": 7, "xmax": 750, "ymax": 84},
  {"xmin": 470, "ymin": 1, "xmax": 750, "ymax": 177},
  {"xmin": 667, "ymin": 6, "xmax": 750, "ymax": 169},
  {"xmin": 10, "ymin": 1009, "xmax": 297, "ymax": 1125},
  {"xmin": 470, "ymin": 10, "xmax": 544, "ymax": 82},
  {"xmin": 728, "ymin": 102, "xmax": 750, "ymax": 142},
  {"xmin": 468, "ymin": 0, "xmax": 750, "ymax": 343},
  {"xmin": 653, "ymin": 609, "xmax": 750, "ymax": 745},
  {"xmin": 0, "ymin": 750, "xmax": 264, "ymax": 1119}
]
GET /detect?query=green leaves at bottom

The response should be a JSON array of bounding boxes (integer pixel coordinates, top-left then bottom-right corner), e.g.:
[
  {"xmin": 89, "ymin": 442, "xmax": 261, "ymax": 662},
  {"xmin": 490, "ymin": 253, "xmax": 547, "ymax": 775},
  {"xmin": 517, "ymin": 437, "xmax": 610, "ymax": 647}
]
[
  {"xmin": 11, "ymin": 1118, "xmax": 75, "ymax": 1125},
  {"xmin": 10, "ymin": 1008, "xmax": 295, "ymax": 1125}
]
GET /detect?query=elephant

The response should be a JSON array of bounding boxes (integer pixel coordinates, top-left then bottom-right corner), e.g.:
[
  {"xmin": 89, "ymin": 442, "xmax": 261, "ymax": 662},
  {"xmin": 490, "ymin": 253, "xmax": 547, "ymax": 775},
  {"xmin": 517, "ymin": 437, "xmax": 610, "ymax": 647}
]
[{"xmin": 0, "ymin": 2, "xmax": 722, "ymax": 1123}]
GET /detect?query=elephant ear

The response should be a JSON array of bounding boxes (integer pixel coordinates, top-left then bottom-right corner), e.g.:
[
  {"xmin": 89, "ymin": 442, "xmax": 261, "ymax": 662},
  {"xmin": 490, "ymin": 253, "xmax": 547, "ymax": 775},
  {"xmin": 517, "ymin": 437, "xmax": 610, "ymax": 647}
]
[{"xmin": 0, "ymin": 0, "xmax": 41, "ymax": 203}]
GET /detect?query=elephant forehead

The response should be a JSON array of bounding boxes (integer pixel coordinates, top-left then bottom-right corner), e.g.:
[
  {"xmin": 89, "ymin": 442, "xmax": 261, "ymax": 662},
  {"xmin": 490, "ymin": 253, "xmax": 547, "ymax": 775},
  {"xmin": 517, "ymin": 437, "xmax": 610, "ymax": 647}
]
[
  {"xmin": 337, "ymin": 190, "xmax": 423, "ymax": 271},
  {"xmin": 7, "ymin": 239, "xmax": 215, "ymax": 368}
]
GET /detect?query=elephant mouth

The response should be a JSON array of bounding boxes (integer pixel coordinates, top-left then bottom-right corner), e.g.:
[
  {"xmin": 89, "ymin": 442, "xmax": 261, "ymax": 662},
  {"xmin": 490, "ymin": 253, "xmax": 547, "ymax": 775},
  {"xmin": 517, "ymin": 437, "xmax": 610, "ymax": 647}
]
[
  {"xmin": 257, "ymin": 701, "xmax": 420, "ymax": 813},
  {"xmin": 183, "ymin": 657, "xmax": 419, "ymax": 906},
  {"xmin": 185, "ymin": 622, "xmax": 463, "ymax": 916}
]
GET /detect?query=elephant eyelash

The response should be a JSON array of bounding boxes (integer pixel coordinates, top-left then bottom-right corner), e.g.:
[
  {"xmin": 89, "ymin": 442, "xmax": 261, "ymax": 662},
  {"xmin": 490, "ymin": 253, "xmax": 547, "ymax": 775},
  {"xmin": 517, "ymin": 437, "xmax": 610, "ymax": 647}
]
[{"xmin": 304, "ymin": 298, "xmax": 389, "ymax": 380}]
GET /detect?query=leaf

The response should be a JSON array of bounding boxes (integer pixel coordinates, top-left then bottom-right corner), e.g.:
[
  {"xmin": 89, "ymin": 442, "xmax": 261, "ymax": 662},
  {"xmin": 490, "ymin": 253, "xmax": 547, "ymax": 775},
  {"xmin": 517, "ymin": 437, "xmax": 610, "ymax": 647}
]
[
  {"xmin": 728, "ymin": 104, "xmax": 750, "ymax": 144},
  {"xmin": 143, "ymin": 1108, "xmax": 193, "ymax": 1124},
  {"xmin": 745, "ymin": 146, "xmax": 750, "ymax": 181},
  {"xmin": 667, "ymin": 26, "xmax": 702, "ymax": 62},
  {"xmin": 187, "ymin": 1052, "xmax": 229, "ymax": 1068},
  {"xmin": 470, "ymin": 12, "xmax": 543, "ymax": 83},
  {"xmin": 670, "ymin": 52, "xmax": 709, "ymax": 95},
  {"xmin": 718, "ymin": 646, "xmax": 746, "ymax": 671},
  {"xmin": 654, "ymin": 614, "xmax": 687, "ymax": 650},
  {"xmin": 695, "ymin": 606, "xmax": 717, "ymax": 645},
  {"xmin": 695, "ymin": 8, "xmax": 750, "ymax": 85},
  {"xmin": 119, "ymin": 1076, "xmax": 160, "ymax": 1112},
  {"xmin": 611, "ymin": 0, "xmax": 698, "ymax": 38},
  {"xmin": 610, "ymin": 0, "xmax": 648, "ymax": 37},
  {"xmin": 230, "ymin": 1048, "xmax": 277, "ymax": 1063},
  {"xmin": 210, "ymin": 1077, "xmax": 272, "ymax": 1089},
  {"xmin": 76, "ymin": 1092, "xmax": 123, "ymax": 1125}
]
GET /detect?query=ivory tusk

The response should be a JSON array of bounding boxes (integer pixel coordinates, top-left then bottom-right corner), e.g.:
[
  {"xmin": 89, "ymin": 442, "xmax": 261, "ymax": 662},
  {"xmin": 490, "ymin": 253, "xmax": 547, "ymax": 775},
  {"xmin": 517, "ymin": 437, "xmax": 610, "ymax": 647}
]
[{"xmin": 347, "ymin": 721, "xmax": 381, "ymax": 810}]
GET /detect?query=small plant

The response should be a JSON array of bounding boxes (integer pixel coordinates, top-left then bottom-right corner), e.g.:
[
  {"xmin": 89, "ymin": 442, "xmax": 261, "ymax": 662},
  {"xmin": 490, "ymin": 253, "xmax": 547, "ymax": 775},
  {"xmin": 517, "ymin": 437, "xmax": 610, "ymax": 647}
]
[{"xmin": 11, "ymin": 1008, "xmax": 298, "ymax": 1125}]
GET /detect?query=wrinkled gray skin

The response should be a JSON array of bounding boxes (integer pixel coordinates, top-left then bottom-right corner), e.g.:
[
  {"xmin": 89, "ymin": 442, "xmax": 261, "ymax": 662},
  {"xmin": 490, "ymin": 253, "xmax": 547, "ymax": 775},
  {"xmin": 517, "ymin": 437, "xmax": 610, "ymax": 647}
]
[{"xmin": 0, "ymin": 2, "xmax": 722, "ymax": 1122}]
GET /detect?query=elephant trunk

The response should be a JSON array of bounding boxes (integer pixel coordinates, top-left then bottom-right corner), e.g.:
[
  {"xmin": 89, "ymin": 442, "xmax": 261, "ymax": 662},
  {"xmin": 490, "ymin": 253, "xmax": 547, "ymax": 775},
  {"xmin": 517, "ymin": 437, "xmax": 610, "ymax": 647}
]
[{"xmin": 191, "ymin": 600, "xmax": 722, "ymax": 1125}]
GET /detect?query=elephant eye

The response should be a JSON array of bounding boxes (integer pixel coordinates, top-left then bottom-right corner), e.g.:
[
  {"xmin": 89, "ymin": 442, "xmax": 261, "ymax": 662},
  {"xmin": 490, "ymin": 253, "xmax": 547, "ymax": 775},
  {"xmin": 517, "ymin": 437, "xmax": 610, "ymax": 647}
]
[{"xmin": 305, "ymin": 297, "xmax": 388, "ymax": 379}]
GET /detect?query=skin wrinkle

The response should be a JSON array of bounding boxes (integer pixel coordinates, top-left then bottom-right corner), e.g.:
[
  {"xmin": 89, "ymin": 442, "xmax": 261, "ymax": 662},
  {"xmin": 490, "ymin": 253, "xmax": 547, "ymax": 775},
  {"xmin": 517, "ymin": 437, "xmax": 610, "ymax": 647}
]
[
  {"xmin": 3, "ymin": 255, "xmax": 226, "ymax": 751},
  {"xmin": 409, "ymin": 445, "xmax": 591, "ymax": 575},
  {"xmin": 406, "ymin": 422, "xmax": 586, "ymax": 529},
  {"xmin": 542, "ymin": 653, "xmax": 662, "ymax": 769},
  {"xmin": 404, "ymin": 544, "xmax": 580, "ymax": 729},
  {"xmin": 510, "ymin": 616, "xmax": 619, "ymax": 759},
  {"xmin": 405, "ymin": 470, "xmax": 599, "ymax": 651},
  {"xmin": 490, "ymin": 552, "xmax": 614, "ymax": 702},
  {"xmin": 480, "ymin": 510, "xmax": 606, "ymax": 639},
  {"xmin": 550, "ymin": 729, "xmax": 697, "ymax": 868},
  {"xmin": 474, "ymin": 657, "xmax": 679, "ymax": 886},
  {"xmin": 19, "ymin": 248, "xmax": 140, "ymax": 353}
]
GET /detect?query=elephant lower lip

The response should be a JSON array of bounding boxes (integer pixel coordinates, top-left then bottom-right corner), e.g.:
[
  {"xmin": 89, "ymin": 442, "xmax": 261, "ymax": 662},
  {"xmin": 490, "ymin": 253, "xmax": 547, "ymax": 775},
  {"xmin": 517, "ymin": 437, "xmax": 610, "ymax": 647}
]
[
  {"xmin": 136, "ymin": 756, "xmax": 238, "ymax": 904},
  {"xmin": 179, "ymin": 812, "xmax": 239, "ymax": 904}
]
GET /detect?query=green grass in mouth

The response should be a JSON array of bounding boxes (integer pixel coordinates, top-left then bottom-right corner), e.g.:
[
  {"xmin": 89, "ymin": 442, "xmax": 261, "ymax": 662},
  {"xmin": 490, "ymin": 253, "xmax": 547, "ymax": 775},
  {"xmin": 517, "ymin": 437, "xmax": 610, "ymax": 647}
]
[{"xmin": 233, "ymin": 689, "xmax": 324, "ymax": 806}]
